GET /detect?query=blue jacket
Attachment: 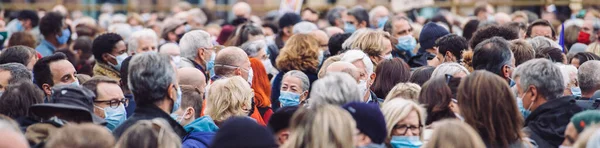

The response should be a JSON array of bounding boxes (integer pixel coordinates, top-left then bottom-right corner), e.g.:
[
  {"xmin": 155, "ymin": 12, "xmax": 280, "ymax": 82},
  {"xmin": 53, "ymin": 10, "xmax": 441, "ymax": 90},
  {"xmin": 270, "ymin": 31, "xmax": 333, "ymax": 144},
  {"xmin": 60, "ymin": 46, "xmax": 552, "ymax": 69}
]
[
  {"xmin": 182, "ymin": 116, "xmax": 219, "ymax": 148},
  {"xmin": 36, "ymin": 39, "xmax": 57, "ymax": 57}
]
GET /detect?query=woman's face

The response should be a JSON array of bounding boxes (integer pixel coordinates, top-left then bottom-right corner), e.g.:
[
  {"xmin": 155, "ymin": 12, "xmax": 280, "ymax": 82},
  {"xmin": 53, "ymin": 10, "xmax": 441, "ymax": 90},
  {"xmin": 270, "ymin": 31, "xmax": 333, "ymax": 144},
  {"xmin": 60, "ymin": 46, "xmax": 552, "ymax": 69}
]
[
  {"xmin": 281, "ymin": 76, "xmax": 306, "ymax": 100},
  {"xmin": 391, "ymin": 110, "xmax": 421, "ymax": 137}
]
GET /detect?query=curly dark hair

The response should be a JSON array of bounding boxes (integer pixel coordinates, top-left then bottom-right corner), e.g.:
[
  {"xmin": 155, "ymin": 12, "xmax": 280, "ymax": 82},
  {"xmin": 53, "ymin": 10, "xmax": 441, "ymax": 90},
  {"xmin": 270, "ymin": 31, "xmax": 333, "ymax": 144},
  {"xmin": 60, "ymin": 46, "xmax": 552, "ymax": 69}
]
[
  {"xmin": 469, "ymin": 25, "xmax": 519, "ymax": 49},
  {"xmin": 92, "ymin": 33, "xmax": 124, "ymax": 64},
  {"xmin": 39, "ymin": 12, "xmax": 64, "ymax": 37},
  {"xmin": 435, "ymin": 34, "xmax": 468, "ymax": 61},
  {"xmin": 33, "ymin": 53, "xmax": 68, "ymax": 89}
]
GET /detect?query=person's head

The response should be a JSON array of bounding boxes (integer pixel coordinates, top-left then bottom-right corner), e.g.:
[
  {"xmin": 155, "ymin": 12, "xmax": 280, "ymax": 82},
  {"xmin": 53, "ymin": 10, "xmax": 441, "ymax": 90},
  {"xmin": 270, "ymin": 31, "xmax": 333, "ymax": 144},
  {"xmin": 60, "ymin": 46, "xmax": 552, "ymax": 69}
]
[
  {"xmin": 7, "ymin": 32, "xmax": 37, "ymax": 48},
  {"xmin": 381, "ymin": 99, "xmax": 426, "ymax": 144},
  {"xmin": 494, "ymin": 12, "xmax": 511, "ymax": 25},
  {"xmin": 536, "ymin": 47, "xmax": 566, "ymax": 63},
  {"xmin": 39, "ymin": 12, "xmax": 67, "ymax": 45},
  {"xmin": 17, "ymin": 10, "xmax": 39, "ymax": 30},
  {"xmin": 73, "ymin": 36, "xmax": 94, "ymax": 60},
  {"xmin": 179, "ymin": 30, "xmax": 215, "ymax": 67},
  {"xmin": 462, "ymin": 19, "xmax": 480, "ymax": 41},
  {"xmin": 214, "ymin": 47, "xmax": 251, "ymax": 80},
  {"xmin": 276, "ymin": 34, "xmax": 320, "ymax": 73},
  {"xmin": 457, "ymin": 70, "xmax": 523, "ymax": 147},
  {"xmin": 159, "ymin": 43, "xmax": 181, "ymax": 56},
  {"xmin": 280, "ymin": 70, "xmax": 310, "ymax": 106},
  {"xmin": 504, "ymin": 22, "xmax": 528, "ymax": 39},
  {"xmin": 341, "ymin": 49, "xmax": 375, "ymax": 100},
  {"xmin": 232, "ymin": 2, "xmax": 251, "ymax": 18},
  {"xmin": 160, "ymin": 18, "xmax": 186, "ymax": 43},
  {"xmin": 562, "ymin": 110, "xmax": 600, "ymax": 147},
  {"xmin": 46, "ymin": 123, "xmax": 115, "ymax": 148},
  {"xmin": 0, "ymin": 81, "xmax": 43, "ymax": 119},
  {"xmin": 210, "ymin": 117, "xmax": 278, "ymax": 147},
  {"xmin": 177, "ymin": 67, "xmax": 206, "ymax": 92},
  {"xmin": 419, "ymin": 77, "xmax": 458, "ymax": 125},
  {"xmin": 81, "ymin": 76, "xmax": 126, "ymax": 130},
  {"xmin": 513, "ymin": 59, "xmax": 564, "ymax": 112},
  {"xmin": 527, "ymin": 36, "xmax": 561, "ymax": 51},
  {"xmin": 371, "ymin": 58, "xmax": 410, "ymax": 98},
  {"xmin": 430, "ymin": 62, "xmax": 470, "ymax": 80},
  {"xmin": 435, "ymin": 34, "xmax": 468, "ymax": 63},
  {"xmin": 424, "ymin": 119, "xmax": 486, "ymax": 148},
  {"xmin": 472, "ymin": 37, "xmax": 515, "ymax": 81},
  {"xmin": 328, "ymin": 33, "xmax": 352, "ymax": 56},
  {"xmin": 368, "ymin": 6, "xmax": 389, "ymax": 29},
  {"xmin": 171, "ymin": 85, "xmax": 204, "ymax": 126},
  {"xmin": 570, "ymin": 52, "xmax": 600, "ymax": 69},
  {"xmin": 344, "ymin": 7, "xmax": 369, "ymax": 32},
  {"xmin": 418, "ymin": 22, "xmax": 450, "ymax": 55},
  {"xmin": 268, "ymin": 106, "xmax": 298, "ymax": 145},
  {"xmin": 578, "ymin": 60, "xmax": 600, "ymax": 98},
  {"xmin": 469, "ymin": 25, "xmax": 519, "ymax": 49},
  {"xmin": 409, "ymin": 66, "xmax": 436, "ymax": 86},
  {"xmin": 325, "ymin": 61, "xmax": 359, "ymax": 79},
  {"xmin": 309, "ymin": 30, "xmax": 329, "ymax": 51},
  {"xmin": 509, "ymin": 39, "xmax": 535, "ymax": 66},
  {"xmin": 227, "ymin": 23, "xmax": 264, "ymax": 46},
  {"xmin": 278, "ymin": 13, "xmax": 302, "ymax": 37},
  {"xmin": 555, "ymin": 63, "xmax": 578, "ymax": 96},
  {"xmin": 0, "ymin": 46, "xmax": 37, "ymax": 70},
  {"xmin": 473, "ymin": 4, "xmax": 492, "ymax": 21},
  {"xmin": 343, "ymin": 102, "xmax": 388, "ymax": 146},
  {"xmin": 526, "ymin": 19, "xmax": 557, "ymax": 40},
  {"xmin": 0, "ymin": 116, "xmax": 28, "ymax": 148},
  {"xmin": 128, "ymin": 52, "xmax": 179, "ymax": 113},
  {"xmin": 92, "ymin": 33, "xmax": 127, "ymax": 69},
  {"xmin": 282, "ymin": 105, "xmax": 357, "ymax": 148},
  {"xmin": 342, "ymin": 30, "xmax": 393, "ymax": 64},
  {"xmin": 128, "ymin": 29, "xmax": 158, "ymax": 55},
  {"xmin": 0, "ymin": 63, "xmax": 31, "ymax": 92},
  {"xmin": 326, "ymin": 6, "xmax": 347, "ymax": 28},
  {"xmin": 309, "ymin": 72, "xmax": 361, "ymax": 106},
  {"xmin": 383, "ymin": 83, "xmax": 421, "ymax": 102},
  {"xmin": 205, "ymin": 76, "xmax": 252, "ymax": 123},
  {"xmin": 292, "ymin": 21, "xmax": 318, "ymax": 35},
  {"xmin": 511, "ymin": 11, "xmax": 529, "ymax": 24},
  {"xmin": 301, "ymin": 8, "xmax": 319, "ymax": 23},
  {"xmin": 115, "ymin": 118, "xmax": 181, "ymax": 148},
  {"xmin": 383, "ymin": 16, "xmax": 413, "ymax": 40},
  {"xmin": 33, "ymin": 53, "xmax": 78, "ymax": 97},
  {"xmin": 240, "ymin": 39, "xmax": 267, "ymax": 60}
]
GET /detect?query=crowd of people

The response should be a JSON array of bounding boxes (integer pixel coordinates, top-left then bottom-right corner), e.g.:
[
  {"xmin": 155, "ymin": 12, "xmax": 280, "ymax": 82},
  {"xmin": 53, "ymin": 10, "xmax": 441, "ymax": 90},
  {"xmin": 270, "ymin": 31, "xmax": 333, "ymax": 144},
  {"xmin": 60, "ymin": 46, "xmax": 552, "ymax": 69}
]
[{"xmin": 2, "ymin": 1, "xmax": 600, "ymax": 148}]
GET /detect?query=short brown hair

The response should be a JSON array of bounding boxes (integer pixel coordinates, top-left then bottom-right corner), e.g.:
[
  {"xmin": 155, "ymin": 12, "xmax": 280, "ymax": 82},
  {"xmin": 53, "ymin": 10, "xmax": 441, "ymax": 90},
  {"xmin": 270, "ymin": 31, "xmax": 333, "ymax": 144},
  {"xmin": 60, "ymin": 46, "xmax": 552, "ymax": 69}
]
[
  {"xmin": 82, "ymin": 76, "xmax": 119, "ymax": 101},
  {"xmin": 509, "ymin": 39, "xmax": 535, "ymax": 66},
  {"xmin": 46, "ymin": 123, "xmax": 115, "ymax": 148},
  {"xmin": 8, "ymin": 32, "xmax": 37, "ymax": 48},
  {"xmin": 181, "ymin": 85, "xmax": 204, "ymax": 118}
]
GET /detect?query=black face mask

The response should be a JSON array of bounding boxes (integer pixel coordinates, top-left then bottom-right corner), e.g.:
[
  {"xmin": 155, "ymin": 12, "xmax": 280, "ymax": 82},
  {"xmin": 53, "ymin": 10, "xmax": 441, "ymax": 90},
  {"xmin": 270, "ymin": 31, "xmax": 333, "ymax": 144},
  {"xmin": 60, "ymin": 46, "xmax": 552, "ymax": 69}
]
[{"xmin": 176, "ymin": 33, "xmax": 185, "ymax": 43}]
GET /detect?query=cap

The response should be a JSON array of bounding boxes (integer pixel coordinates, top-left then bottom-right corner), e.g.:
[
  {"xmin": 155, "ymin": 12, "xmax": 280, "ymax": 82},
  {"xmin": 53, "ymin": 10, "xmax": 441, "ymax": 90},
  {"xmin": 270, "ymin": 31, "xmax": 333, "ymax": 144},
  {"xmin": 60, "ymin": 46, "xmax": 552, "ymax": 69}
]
[
  {"xmin": 342, "ymin": 102, "xmax": 388, "ymax": 144},
  {"xmin": 30, "ymin": 85, "xmax": 106, "ymax": 125}
]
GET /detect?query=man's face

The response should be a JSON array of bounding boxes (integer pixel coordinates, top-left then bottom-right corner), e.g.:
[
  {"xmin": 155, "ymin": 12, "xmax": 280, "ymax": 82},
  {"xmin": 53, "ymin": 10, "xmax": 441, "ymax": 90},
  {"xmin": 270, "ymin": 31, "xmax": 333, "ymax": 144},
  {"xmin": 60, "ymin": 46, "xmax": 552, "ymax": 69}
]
[
  {"xmin": 0, "ymin": 70, "xmax": 11, "ymax": 92},
  {"xmin": 135, "ymin": 38, "xmax": 157, "ymax": 54},
  {"xmin": 50, "ymin": 60, "xmax": 77, "ymax": 86},
  {"xmin": 301, "ymin": 10, "xmax": 318, "ymax": 23},
  {"xmin": 392, "ymin": 19, "xmax": 412, "ymax": 38},
  {"xmin": 93, "ymin": 82, "xmax": 125, "ymax": 118},
  {"xmin": 344, "ymin": 15, "xmax": 361, "ymax": 29},
  {"xmin": 530, "ymin": 25, "xmax": 553, "ymax": 39},
  {"xmin": 107, "ymin": 41, "xmax": 127, "ymax": 65},
  {"xmin": 583, "ymin": 20, "xmax": 594, "ymax": 35},
  {"xmin": 562, "ymin": 123, "xmax": 578, "ymax": 147}
]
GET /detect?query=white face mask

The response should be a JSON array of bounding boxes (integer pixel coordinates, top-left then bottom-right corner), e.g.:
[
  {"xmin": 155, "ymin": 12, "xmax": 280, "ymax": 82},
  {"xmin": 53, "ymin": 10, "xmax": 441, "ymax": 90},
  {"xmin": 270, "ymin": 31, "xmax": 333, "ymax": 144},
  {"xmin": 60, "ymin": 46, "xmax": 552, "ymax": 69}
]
[
  {"xmin": 357, "ymin": 79, "xmax": 368, "ymax": 101},
  {"xmin": 172, "ymin": 56, "xmax": 182, "ymax": 67}
]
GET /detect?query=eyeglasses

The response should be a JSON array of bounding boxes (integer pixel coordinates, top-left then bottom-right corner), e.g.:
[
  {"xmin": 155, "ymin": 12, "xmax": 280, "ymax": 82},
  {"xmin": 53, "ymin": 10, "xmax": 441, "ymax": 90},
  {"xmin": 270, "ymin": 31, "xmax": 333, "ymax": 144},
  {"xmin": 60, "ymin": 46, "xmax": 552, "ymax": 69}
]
[
  {"xmin": 393, "ymin": 124, "xmax": 422, "ymax": 135},
  {"xmin": 94, "ymin": 98, "xmax": 129, "ymax": 109}
]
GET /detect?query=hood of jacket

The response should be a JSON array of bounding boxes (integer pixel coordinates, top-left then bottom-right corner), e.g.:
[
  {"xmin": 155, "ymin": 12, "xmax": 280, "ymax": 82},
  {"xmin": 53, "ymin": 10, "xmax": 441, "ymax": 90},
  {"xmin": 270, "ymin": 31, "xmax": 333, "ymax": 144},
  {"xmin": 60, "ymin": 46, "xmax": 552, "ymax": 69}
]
[
  {"xmin": 524, "ymin": 95, "xmax": 583, "ymax": 147},
  {"xmin": 184, "ymin": 115, "xmax": 219, "ymax": 133}
]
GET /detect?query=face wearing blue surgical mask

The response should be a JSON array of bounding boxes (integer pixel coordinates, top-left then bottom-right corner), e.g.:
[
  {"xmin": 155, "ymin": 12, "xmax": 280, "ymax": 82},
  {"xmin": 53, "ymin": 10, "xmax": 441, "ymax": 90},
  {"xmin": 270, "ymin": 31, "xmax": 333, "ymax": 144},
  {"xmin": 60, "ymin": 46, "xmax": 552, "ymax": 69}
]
[
  {"xmin": 278, "ymin": 91, "xmax": 301, "ymax": 107},
  {"xmin": 171, "ymin": 85, "xmax": 182, "ymax": 114},
  {"xmin": 517, "ymin": 88, "xmax": 534, "ymax": 119},
  {"xmin": 396, "ymin": 35, "xmax": 417, "ymax": 57},
  {"xmin": 344, "ymin": 22, "xmax": 357, "ymax": 33},
  {"xmin": 207, "ymin": 51, "xmax": 216, "ymax": 78},
  {"xmin": 571, "ymin": 87, "xmax": 582, "ymax": 97},
  {"xmin": 389, "ymin": 136, "xmax": 423, "ymax": 148},
  {"xmin": 95, "ymin": 104, "xmax": 127, "ymax": 131},
  {"xmin": 107, "ymin": 53, "xmax": 129, "ymax": 70},
  {"xmin": 56, "ymin": 29, "xmax": 70, "ymax": 45},
  {"xmin": 377, "ymin": 16, "xmax": 389, "ymax": 29}
]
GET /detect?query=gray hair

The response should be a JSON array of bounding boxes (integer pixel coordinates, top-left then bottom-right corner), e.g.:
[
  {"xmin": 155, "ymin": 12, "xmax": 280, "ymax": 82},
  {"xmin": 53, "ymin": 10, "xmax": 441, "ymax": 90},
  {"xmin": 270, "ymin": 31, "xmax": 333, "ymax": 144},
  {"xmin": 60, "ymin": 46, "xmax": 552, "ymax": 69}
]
[
  {"xmin": 128, "ymin": 29, "xmax": 159, "ymax": 54},
  {"xmin": 527, "ymin": 36, "xmax": 561, "ymax": 51},
  {"xmin": 309, "ymin": 72, "xmax": 361, "ymax": 106},
  {"xmin": 128, "ymin": 52, "xmax": 176, "ymax": 104},
  {"xmin": 512, "ymin": 59, "xmax": 564, "ymax": 100},
  {"xmin": 578, "ymin": 60, "xmax": 600, "ymax": 94},
  {"xmin": 179, "ymin": 30, "xmax": 212, "ymax": 59},
  {"xmin": 369, "ymin": 6, "xmax": 388, "ymax": 24},
  {"xmin": 430, "ymin": 63, "xmax": 470, "ymax": 79},
  {"xmin": 555, "ymin": 63, "xmax": 578, "ymax": 88},
  {"xmin": 326, "ymin": 6, "xmax": 346, "ymax": 26},
  {"xmin": 239, "ymin": 40, "xmax": 266, "ymax": 58},
  {"xmin": 293, "ymin": 21, "xmax": 319, "ymax": 34},
  {"xmin": 108, "ymin": 23, "xmax": 133, "ymax": 41},
  {"xmin": 0, "ymin": 63, "xmax": 32, "ymax": 84},
  {"xmin": 283, "ymin": 70, "xmax": 310, "ymax": 92}
]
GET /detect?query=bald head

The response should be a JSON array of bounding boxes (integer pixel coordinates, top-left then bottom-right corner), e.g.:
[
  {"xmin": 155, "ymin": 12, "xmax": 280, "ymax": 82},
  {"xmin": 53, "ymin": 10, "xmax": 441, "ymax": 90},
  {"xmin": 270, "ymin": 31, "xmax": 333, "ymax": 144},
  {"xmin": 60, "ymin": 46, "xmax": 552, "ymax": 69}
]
[
  {"xmin": 494, "ymin": 12, "xmax": 511, "ymax": 25},
  {"xmin": 159, "ymin": 43, "xmax": 181, "ymax": 57},
  {"xmin": 232, "ymin": 2, "xmax": 251, "ymax": 18},
  {"xmin": 326, "ymin": 61, "xmax": 360, "ymax": 82},
  {"xmin": 177, "ymin": 67, "xmax": 206, "ymax": 90},
  {"xmin": 324, "ymin": 27, "xmax": 344, "ymax": 37},
  {"xmin": 310, "ymin": 30, "xmax": 329, "ymax": 47},
  {"xmin": 214, "ymin": 47, "xmax": 251, "ymax": 78}
]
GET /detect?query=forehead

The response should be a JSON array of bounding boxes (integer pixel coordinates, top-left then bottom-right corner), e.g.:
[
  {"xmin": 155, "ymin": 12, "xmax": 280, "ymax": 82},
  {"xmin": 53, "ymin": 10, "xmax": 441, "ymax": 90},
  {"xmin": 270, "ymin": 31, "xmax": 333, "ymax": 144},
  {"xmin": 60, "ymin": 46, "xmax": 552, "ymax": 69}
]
[
  {"xmin": 393, "ymin": 19, "xmax": 410, "ymax": 29},
  {"xmin": 531, "ymin": 25, "xmax": 552, "ymax": 32},
  {"xmin": 282, "ymin": 75, "xmax": 303, "ymax": 86},
  {"xmin": 49, "ymin": 60, "xmax": 75, "ymax": 75}
]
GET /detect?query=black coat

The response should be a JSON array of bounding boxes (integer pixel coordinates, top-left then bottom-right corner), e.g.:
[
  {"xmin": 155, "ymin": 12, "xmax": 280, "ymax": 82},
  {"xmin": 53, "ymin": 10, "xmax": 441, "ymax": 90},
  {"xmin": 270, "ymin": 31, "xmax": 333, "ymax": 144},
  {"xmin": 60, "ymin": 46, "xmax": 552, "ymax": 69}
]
[
  {"xmin": 523, "ymin": 96, "xmax": 583, "ymax": 148},
  {"xmin": 113, "ymin": 104, "xmax": 186, "ymax": 140}
]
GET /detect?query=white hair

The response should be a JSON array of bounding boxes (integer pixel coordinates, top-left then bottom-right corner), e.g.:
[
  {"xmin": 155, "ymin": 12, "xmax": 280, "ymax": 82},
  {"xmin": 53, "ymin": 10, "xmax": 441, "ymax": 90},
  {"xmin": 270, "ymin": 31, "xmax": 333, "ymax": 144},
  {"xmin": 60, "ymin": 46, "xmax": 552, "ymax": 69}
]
[
  {"xmin": 430, "ymin": 63, "xmax": 470, "ymax": 79},
  {"xmin": 232, "ymin": 2, "xmax": 251, "ymax": 16},
  {"xmin": 555, "ymin": 63, "xmax": 578, "ymax": 88},
  {"xmin": 159, "ymin": 43, "xmax": 180, "ymax": 54},
  {"xmin": 527, "ymin": 36, "xmax": 561, "ymax": 51},
  {"xmin": 110, "ymin": 13, "xmax": 127, "ymax": 24},
  {"xmin": 341, "ymin": 49, "xmax": 374, "ymax": 75},
  {"xmin": 309, "ymin": 72, "xmax": 361, "ymax": 107},
  {"xmin": 108, "ymin": 23, "xmax": 133, "ymax": 41},
  {"xmin": 128, "ymin": 29, "xmax": 159, "ymax": 54},
  {"xmin": 293, "ymin": 21, "xmax": 319, "ymax": 34},
  {"xmin": 368, "ymin": 6, "xmax": 389, "ymax": 23},
  {"xmin": 179, "ymin": 30, "xmax": 213, "ymax": 59}
]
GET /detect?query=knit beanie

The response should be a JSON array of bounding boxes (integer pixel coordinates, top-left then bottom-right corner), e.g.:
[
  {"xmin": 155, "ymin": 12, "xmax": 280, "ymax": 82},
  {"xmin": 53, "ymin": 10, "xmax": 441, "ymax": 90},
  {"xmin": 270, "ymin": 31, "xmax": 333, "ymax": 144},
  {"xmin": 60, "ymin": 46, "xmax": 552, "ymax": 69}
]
[
  {"xmin": 342, "ymin": 102, "xmax": 388, "ymax": 144},
  {"xmin": 210, "ymin": 117, "xmax": 278, "ymax": 148},
  {"xmin": 418, "ymin": 22, "xmax": 450, "ymax": 53},
  {"xmin": 571, "ymin": 110, "xmax": 600, "ymax": 133}
]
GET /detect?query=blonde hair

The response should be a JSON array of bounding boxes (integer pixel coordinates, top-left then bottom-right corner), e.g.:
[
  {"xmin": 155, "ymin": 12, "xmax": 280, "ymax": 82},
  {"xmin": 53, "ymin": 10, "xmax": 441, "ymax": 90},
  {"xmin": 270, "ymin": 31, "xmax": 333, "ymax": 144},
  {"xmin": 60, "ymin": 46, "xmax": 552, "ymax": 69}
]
[
  {"xmin": 424, "ymin": 119, "xmax": 486, "ymax": 148},
  {"xmin": 282, "ymin": 105, "xmax": 357, "ymax": 148},
  {"xmin": 384, "ymin": 83, "xmax": 421, "ymax": 102},
  {"xmin": 46, "ymin": 123, "xmax": 115, "ymax": 148},
  {"xmin": 586, "ymin": 42, "xmax": 600, "ymax": 57},
  {"xmin": 115, "ymin": 118, "xmax": 181, "ymax": 148},
  {"xmin": 342, "ymin": 29, "xmax": 391, "ymax": 57},
  {"xmin": 381, "ymin": 99, "xmax": 426, "ymax": 140},
  {"xmin": 205, "ymin": 76, "xmax": 253, "ymax": 122},
  {"xmin": 276, "ymin": 34, "xmax": 320, "ymax": 73}
]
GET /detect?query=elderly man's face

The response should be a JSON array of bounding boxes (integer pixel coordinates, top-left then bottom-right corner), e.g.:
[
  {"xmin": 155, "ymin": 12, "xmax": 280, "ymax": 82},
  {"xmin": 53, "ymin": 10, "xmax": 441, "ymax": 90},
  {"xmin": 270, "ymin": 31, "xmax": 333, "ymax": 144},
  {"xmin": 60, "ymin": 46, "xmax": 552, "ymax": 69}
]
[
  {"xmin": 530, "ymin": 25, "xmax": 553, "ymax": 40},
  {"xmin": 136, "ymin": 37, "xmax": 157, "ymax": 54}
]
